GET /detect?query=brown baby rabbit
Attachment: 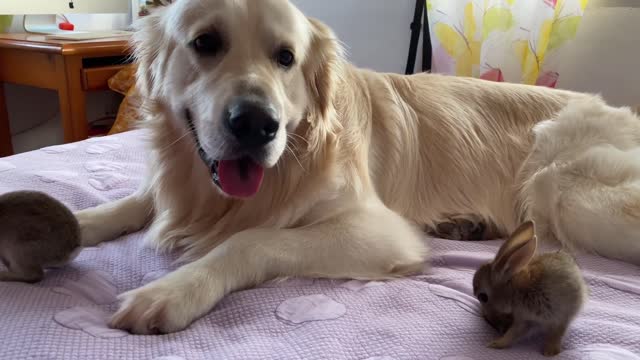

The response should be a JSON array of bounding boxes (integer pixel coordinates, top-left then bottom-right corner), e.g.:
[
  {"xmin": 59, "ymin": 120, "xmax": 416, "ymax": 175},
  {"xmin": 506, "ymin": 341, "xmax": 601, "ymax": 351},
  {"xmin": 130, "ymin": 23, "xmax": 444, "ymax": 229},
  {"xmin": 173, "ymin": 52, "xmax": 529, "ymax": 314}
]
[
  {"xmin": 472, "ymin": 221, "xmax": 587, "ymax": 357},
  {"xmin": 0, "ymin": 191, "xmax": 81, "ymax": 283}
]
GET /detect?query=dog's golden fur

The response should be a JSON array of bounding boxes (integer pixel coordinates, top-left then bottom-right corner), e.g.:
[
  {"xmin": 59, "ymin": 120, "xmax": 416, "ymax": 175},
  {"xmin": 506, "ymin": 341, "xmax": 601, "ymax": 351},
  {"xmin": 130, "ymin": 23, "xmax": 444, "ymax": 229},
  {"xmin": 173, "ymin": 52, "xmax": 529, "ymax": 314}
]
[{"xmin": 75, "ymin": 0, "xmax": 639, "ymax": 334}]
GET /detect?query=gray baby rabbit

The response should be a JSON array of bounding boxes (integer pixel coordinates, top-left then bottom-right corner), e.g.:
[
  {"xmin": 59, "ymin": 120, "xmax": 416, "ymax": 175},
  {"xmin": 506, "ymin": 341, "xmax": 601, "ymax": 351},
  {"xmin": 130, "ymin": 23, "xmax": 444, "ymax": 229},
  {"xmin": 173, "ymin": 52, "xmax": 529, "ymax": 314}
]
[
  {"xmin": 472, "ymin": 220, "xmax": 587, "ymax": 356},
  {"xmin": 0, "ymin": 191, "xmax": 81, "ymax": 283}
]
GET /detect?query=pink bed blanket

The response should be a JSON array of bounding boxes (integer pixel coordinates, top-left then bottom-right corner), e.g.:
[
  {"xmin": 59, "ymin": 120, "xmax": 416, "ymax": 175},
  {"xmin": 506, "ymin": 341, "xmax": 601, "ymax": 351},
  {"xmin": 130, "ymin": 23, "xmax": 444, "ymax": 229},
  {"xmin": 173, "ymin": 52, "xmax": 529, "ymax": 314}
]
[{"xmin": 1, "ymin": 130, "xmax": 639, "ymax": 360}]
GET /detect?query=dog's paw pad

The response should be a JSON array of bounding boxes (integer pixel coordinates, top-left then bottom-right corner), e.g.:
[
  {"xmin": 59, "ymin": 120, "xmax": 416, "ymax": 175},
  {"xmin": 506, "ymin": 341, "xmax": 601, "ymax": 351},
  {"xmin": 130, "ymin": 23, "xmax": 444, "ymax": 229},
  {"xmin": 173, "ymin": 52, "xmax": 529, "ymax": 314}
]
[
  {"xmin": 88, "ymin": 172, "xmax": 129, "ymax": 191},
  {"xmin": 54, "ymin": 306, "xmax": 128, "ymax": 338},
  {"xmin": 276, "ymin": 294, "xmax": 346, "ymax": 325},
  {"xmin": 340, "ymin": 280, "xmax": 385, "ymax": 291},
  {"xmin": 51, "ymin": 270, "xmax": 117, "ymax": 305},
  {"xmin": 86, "ymin": 143, "xmax": 123, "ymax": 154}
]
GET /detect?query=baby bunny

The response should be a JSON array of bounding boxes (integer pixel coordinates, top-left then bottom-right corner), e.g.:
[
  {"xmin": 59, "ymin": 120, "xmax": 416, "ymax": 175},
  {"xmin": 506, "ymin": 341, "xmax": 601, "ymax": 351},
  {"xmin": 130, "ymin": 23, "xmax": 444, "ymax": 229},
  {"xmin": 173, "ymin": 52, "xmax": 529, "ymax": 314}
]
[
  {"xmin": 0, "ymin": 191, "xmax": 81, "ymax": 283},
  {"xmin": 472, "ymin": 221, "xmax": 587, "ymax": 356}
]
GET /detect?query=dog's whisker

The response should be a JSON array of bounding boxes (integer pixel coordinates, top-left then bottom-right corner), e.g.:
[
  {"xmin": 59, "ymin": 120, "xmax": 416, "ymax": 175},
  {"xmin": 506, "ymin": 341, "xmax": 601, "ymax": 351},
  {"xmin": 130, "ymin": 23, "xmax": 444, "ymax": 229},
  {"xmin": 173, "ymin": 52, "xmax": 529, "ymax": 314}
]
[
  {"xmin": 288, "ymin": 132, "xmax": 309, "ymax": 144},
  {"xmin": 285, "ymin": 144, "xmax": 305, "ymax": 172},
  {"xmin": 160, "ymin": 131, "xmax": 191, "ymax": 152},
  {"xmin": 286, "ymin": 138, "xmax": 300, "ymax": 152},
  {"xmin": 288, "ymin": 133, "xmax": 309, "ymax": 149},
  {"xmin": 287, "ymin": 134, "xmax": 308, "ymax": 156}
]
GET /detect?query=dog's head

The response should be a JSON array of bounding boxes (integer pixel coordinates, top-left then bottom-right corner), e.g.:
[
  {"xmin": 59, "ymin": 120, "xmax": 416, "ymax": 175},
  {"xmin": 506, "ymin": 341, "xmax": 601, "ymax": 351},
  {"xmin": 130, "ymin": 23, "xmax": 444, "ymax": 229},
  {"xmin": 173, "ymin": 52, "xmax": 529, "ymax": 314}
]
[{"xmin": 134, "ymin": 0, "xmax": 342, "ymax": 198}]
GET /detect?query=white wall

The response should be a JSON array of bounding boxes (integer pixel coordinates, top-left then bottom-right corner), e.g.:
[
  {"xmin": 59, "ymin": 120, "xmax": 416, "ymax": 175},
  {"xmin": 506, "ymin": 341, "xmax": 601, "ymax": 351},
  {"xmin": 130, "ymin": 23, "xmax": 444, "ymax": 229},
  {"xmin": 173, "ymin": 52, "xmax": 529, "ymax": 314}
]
[
  {"xmin": 556, "ymin": 4, "xmax": 640, "ymax": 107},
  {"xmin": 291, "ymin": 0, "xmax": 418, "ymax": 73}
]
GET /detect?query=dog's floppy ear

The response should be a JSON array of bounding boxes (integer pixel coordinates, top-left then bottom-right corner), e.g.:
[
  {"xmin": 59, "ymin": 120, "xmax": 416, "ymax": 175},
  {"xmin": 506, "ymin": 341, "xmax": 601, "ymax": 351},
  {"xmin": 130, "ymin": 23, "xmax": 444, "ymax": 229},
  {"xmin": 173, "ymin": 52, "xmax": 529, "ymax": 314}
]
[{"xmin": 303, "ymin": 18, "xmax": 343, "ymax": 152}]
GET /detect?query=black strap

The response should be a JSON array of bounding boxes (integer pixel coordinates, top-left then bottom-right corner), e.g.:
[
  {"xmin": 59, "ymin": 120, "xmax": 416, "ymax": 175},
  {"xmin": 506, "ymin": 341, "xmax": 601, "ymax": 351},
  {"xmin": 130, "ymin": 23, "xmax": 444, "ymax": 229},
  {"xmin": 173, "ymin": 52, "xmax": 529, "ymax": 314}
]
[
  {"xmin": 421, "ymin": 4, "xmax": 432, "ymax": 72},
  {"xmin": 405, "ymin": 0, "xmax": 425, "ymax": 75}
]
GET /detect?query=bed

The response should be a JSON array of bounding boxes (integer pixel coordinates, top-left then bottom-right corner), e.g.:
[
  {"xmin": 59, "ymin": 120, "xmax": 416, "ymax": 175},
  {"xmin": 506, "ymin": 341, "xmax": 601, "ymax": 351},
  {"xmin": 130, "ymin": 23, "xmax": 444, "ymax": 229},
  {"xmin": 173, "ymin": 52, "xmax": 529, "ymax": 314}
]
[{"xmin": 1, "ymin": 130, "xmax": 639, "ymax": 360}]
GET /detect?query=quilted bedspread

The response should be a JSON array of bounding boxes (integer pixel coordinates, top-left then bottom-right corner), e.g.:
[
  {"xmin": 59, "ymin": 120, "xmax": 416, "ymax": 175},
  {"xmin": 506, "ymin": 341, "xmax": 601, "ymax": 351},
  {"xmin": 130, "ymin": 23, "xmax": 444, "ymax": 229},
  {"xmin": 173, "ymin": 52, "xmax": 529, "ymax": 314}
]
[{"xmin": 1, "ymin": 130, "xmax": 639, "ymax": 360}]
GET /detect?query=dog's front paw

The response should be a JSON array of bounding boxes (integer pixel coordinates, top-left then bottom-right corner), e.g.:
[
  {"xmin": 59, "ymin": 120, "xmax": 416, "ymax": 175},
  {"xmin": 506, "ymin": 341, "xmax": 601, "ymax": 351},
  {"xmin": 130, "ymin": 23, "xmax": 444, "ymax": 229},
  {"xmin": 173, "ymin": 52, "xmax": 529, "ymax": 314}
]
[
  {"xmin": 109, "ymin": 281, "xmax": 199, "ymax": 335},
  {"xmin": 109, "ymin": 286, "xmax": 189, "ymax": 335}
]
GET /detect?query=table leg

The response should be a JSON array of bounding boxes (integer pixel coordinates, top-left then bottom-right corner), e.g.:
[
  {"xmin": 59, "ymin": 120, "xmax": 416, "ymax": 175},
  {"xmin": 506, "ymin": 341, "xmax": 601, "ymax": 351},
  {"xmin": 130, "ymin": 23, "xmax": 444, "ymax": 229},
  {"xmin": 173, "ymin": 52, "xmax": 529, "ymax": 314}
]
[
  {"xmin": 58, "ymin": 55, "xmax": 87, "ymax": 143},
  {"xmin": 0, "ymin": 83, "xmax": 13, "ymax": 157}
]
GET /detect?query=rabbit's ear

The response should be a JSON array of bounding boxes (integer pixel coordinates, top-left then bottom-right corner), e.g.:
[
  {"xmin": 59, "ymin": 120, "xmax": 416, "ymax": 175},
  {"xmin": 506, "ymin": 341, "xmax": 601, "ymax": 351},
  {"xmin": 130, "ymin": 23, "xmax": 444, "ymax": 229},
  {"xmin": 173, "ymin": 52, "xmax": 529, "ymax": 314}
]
[{"xmin": 492, "ymin": 221, "xmax": 537, "ymax": 279}]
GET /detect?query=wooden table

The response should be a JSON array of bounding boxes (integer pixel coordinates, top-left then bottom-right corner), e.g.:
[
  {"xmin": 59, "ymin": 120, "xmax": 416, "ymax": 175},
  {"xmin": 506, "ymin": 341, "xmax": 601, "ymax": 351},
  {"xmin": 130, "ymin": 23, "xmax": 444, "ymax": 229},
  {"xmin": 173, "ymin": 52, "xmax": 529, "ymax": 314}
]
[{"xmin": 0, "ymin": 33, "xmax": 131, "ymax": 157}]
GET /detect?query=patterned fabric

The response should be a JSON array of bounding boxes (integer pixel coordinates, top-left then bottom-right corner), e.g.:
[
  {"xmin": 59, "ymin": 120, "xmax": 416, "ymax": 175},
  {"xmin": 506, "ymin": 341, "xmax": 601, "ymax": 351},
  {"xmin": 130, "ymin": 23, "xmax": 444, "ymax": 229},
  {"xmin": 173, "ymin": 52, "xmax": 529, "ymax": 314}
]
[
  {"xmin": 427, "ymin": 0, "xmax": 589, "ymax": 87},
  {"xmin": 1, "ymin": 130, "xmax": 640, "ymax": 359},
  {"xmin": 107, "ymin": 65, "xmax": 142, "ymax": 135}
]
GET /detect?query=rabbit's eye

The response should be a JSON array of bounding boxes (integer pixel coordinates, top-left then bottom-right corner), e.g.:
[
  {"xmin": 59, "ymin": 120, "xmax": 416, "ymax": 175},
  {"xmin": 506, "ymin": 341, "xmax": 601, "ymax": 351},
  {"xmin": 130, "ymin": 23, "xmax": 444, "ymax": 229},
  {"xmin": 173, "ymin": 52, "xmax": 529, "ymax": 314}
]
[{"xmin": 478, "ymin": 293, "xmax": 489, "ymax": 303}]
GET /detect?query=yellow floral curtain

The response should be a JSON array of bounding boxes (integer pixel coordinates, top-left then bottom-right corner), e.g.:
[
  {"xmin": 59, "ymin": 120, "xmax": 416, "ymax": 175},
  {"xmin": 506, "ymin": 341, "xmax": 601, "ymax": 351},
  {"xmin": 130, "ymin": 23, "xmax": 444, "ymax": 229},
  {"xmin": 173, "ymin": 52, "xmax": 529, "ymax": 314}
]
[{"xmin": 427, "ymin": 0, "xmax": 589, "ymax": 87}]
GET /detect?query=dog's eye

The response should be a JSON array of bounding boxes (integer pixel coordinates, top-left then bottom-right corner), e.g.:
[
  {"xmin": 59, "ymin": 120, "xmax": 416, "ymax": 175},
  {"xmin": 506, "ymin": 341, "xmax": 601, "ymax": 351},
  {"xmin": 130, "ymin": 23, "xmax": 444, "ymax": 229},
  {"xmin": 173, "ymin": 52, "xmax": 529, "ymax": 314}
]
[
  {"xmin": 276, "ymin": 48, "xmax": 295, "ymax": 68},
  {"xmin": 477, "ymin": 292, "xmax": 489, "ymax": 303},
  {"xmin": 191, "ymin": 33, "xmax": 223, "ymax": 56}
]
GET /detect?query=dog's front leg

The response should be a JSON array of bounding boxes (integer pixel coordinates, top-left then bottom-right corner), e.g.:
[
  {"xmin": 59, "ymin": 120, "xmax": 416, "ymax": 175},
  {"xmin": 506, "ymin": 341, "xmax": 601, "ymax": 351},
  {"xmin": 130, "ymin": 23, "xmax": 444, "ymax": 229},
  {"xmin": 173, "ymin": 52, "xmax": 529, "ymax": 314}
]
[
  {"xmin": 75, "ymin": 189, "xmax": 153, "ymax": 246},
  {"xmin": 109, "ymin": 203, "xmax": 428, "ymax": 334}
]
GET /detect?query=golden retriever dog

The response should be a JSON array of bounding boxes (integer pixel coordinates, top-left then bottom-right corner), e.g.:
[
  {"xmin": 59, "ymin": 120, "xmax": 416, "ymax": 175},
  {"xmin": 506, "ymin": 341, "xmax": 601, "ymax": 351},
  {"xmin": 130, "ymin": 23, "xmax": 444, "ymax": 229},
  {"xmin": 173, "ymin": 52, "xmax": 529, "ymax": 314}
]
[{"xmin": 74, "ymin": 0, "xmax": 640, "ymax": 334}]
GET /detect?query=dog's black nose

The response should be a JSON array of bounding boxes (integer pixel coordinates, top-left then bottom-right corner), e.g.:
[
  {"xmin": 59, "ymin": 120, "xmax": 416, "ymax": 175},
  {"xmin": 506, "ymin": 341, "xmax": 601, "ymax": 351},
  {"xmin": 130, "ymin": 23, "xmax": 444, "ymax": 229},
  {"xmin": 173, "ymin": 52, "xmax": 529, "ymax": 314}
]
[{"xmin": 225, "ymin": 98, "xmax": 279, "ymax": 148}]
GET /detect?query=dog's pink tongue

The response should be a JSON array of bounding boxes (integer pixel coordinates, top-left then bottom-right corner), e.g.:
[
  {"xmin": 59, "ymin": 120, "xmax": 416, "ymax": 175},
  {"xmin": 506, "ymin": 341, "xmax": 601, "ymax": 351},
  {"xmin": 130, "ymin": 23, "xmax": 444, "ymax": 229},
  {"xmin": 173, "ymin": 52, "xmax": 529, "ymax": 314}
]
[{"xmin": 218, "ymin": 158, "xmax": 264, "ymax": 198}]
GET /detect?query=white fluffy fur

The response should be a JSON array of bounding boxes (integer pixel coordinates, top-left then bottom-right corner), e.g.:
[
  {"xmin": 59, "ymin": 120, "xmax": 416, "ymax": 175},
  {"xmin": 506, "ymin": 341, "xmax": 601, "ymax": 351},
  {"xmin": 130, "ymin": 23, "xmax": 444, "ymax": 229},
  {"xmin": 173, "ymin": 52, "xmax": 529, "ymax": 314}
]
[
  {"xmin": 74, "ymin": 0, "xmax": 640, "ymax": 334},
  {"xmin": 518, "ymin": 99, "xmax": 640, "ymax": 264}
]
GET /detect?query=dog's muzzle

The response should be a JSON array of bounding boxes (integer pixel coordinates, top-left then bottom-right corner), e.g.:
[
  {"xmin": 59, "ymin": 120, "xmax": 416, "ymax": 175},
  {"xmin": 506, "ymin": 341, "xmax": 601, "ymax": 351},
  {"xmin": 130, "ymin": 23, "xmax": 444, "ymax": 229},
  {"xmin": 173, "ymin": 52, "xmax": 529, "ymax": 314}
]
[{"xmin": 184, "ymin": 109, "xmax": 265, "ymax": 198}]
